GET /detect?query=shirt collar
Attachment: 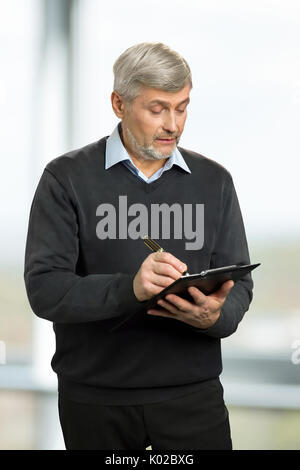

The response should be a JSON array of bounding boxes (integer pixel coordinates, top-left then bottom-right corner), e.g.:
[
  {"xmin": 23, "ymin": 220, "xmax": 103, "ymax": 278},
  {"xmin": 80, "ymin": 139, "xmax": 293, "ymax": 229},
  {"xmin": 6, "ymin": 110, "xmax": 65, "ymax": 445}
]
[{"xmin": 105, "ymin": 123, "xmax": 191, "ymax": 174}]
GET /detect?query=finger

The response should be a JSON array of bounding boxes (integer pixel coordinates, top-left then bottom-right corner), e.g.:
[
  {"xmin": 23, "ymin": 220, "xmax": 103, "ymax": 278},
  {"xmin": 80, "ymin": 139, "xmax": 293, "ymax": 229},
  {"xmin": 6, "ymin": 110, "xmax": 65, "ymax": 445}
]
[
  {"xmin": 214, "ymin": 280, "xmax": 235, "ymax": 300},
  {"xmin": 154, "ymin": 251, "xmax": 187, "ymax": 276},
  {"xmin": 163, "ymin": 293, "xmax": 194, "ymax": 311},
  {"xmin": 187, "ymin": 286, "xmax": 207, "ymax": 306},
  {"xmin": 157, "ymin": 298, "xmax": 180, "ymax": 314},
  {"xmin": 147, "ymin": 308, "xmax": 175, "ymax": 319},
  {"xmin": 153, "ymin": 261, "xmax": 185, "ymax": 282},
  {"xmin": 150, "ymin": 272, "xmax": 179, "ymax": 288},
  {"xmin": 143, "ymin": 282, "xmax": 173, "ymax": 297}
]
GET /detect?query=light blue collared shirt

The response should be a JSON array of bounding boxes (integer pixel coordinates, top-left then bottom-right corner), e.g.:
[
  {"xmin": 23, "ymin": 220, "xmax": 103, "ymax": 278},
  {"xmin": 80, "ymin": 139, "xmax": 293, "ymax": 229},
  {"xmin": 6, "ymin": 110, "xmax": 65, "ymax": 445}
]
[{"xmin": 105, "ymin": 123, "xmax": 191, "ymax": 183}]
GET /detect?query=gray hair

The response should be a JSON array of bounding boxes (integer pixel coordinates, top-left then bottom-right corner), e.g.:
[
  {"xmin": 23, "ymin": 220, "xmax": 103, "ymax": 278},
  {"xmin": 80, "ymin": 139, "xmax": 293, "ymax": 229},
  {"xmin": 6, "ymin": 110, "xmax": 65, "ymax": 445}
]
[{"xmin": 113, "ymin": 42, "xmax": 192, "ymax": 103}]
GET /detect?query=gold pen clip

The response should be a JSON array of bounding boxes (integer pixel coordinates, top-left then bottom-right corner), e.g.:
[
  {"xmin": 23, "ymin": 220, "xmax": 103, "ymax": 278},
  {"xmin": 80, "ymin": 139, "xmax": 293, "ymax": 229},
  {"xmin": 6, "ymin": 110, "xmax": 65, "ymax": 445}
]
[{"xmin": 142, "ymin": 235, "xmax": 164, "ymax": 252}]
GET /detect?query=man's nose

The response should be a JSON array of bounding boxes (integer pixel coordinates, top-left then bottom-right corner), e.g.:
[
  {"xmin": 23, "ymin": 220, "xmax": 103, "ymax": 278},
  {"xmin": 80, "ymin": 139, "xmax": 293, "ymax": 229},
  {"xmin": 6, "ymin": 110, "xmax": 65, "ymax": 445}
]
[{"xmin": 163, "ymin": 112, "xmax": 178, "ymax": 134}]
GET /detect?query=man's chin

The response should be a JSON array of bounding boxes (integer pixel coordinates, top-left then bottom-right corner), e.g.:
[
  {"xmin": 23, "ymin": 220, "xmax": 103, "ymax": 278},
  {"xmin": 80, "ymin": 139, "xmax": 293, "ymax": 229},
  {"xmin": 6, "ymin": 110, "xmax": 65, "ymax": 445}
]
[
  {"xmin": 152, "ymin": 141, "xmax": 177, "ymax": 157},
  {"xmin": 143, "ymin": 149, "xmax": 173, "ymax": 161},
  {"xmin": 141, "ymin": 152, "xmax": 169, "ymax": 161}
]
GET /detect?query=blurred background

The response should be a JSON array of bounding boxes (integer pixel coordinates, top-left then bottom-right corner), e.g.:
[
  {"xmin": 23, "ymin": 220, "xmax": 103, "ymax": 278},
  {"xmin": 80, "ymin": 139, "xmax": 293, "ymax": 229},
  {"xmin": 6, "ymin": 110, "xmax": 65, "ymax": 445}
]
[{"xmin": 1, "ymin": 0, "xmax": 300, "ymax": 450}]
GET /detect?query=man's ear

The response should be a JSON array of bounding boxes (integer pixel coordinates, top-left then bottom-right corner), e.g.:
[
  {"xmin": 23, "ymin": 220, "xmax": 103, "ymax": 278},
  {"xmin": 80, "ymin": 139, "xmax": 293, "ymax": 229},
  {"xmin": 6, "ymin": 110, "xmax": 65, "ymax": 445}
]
[{"xmin": 111, "ymin": 91, "xmax": 126, "ymax": 118}]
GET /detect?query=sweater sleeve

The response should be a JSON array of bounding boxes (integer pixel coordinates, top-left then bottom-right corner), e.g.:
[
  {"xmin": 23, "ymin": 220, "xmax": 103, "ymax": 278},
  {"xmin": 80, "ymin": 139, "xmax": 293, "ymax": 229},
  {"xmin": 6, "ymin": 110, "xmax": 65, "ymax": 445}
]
[
  {"xmin": 24, "ymin": 169, "xmax": 145, "ymax": 324},
  {"xmin": 197, "ymin": 173, "xmax": 254, "ymax": 339}
]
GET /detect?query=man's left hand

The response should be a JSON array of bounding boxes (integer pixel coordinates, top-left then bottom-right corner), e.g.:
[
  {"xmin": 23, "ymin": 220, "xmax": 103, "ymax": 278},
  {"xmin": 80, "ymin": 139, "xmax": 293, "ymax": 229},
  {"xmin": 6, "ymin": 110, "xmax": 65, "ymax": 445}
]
[{"xmin": 147, "ymin": 280, "xmax": 234, "ymax": 329}]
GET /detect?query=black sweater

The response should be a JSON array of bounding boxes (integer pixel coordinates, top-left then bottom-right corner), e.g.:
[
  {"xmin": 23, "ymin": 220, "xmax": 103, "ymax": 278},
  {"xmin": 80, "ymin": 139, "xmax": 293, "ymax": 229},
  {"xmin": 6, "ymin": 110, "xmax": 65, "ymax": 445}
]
[{"xmin": 24, "ymin": 136, "xmax": 253, "ymax": 405}]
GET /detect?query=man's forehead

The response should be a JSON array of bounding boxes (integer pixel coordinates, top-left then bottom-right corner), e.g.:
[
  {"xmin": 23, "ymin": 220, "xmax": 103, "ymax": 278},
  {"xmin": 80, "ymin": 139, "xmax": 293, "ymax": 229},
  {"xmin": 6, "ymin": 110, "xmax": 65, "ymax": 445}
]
[{"xmin": 138, "ymin": 84, "xmax": 191, "ymax": 105}]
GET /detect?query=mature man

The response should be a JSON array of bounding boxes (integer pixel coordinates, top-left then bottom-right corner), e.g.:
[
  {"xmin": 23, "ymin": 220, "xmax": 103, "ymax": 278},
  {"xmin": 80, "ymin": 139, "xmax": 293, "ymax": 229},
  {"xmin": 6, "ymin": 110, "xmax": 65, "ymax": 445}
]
[{"xmin": 24, "ymin": 42, "xmax": 253, "ymax": 450}]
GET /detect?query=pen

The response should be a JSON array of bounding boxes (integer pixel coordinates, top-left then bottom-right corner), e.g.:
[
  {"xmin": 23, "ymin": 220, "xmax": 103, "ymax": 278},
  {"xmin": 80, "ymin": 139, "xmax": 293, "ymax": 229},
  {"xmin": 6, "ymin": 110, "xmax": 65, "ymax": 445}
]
[
  {"xmin": 109, "ymin": 236, "xmax": 189, "ymax": 333},
  {"xmin": 142, "ymin": 235, "xmax": 189, "ymax": 276}
]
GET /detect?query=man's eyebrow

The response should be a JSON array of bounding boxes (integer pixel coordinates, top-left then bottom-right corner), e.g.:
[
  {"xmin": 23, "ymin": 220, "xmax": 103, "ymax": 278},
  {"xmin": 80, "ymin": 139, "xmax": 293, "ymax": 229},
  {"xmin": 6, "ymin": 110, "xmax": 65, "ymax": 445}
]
[{"xmin": 148, "ymin": 97, "xmax": 190, "ymax": 107}]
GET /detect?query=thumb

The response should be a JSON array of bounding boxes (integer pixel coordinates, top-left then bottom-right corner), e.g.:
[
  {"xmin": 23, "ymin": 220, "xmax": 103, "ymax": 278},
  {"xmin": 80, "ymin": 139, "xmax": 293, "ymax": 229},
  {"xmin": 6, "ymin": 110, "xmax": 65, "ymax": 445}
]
[{"xmin": 218, "ymin": 279, "xmax": 234, "ymax": 299}]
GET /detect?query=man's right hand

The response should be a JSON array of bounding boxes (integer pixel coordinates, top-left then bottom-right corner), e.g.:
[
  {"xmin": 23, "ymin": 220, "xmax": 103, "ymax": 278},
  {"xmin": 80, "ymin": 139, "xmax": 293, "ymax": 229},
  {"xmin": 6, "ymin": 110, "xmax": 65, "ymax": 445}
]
[{"xmin": 133, "ymin": 252, "xmax": 188, "ymax": 302}]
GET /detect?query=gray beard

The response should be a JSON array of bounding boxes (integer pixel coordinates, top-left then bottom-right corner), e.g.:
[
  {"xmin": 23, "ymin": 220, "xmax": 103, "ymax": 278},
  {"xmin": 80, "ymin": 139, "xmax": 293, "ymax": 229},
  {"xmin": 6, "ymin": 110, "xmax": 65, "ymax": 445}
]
[{"xmin": 125, "ymin": 126, "xmax": 178, "ymax": 161}]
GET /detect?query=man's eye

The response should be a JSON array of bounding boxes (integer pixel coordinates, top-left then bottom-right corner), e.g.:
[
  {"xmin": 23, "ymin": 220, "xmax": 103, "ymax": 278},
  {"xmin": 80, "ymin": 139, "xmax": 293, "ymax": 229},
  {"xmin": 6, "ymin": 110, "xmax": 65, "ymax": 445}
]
[{"xmin": 150, "ymin": 109, "xmax": 162, "ymax": 115}]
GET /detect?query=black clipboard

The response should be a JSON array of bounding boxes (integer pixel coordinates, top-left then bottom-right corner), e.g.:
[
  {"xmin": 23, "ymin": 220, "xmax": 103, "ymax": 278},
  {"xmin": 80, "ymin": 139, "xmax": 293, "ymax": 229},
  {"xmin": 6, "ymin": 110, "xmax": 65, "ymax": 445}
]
[{"xmin": 145, "ymin": 263, "xmax": 260, "ymax": 309}]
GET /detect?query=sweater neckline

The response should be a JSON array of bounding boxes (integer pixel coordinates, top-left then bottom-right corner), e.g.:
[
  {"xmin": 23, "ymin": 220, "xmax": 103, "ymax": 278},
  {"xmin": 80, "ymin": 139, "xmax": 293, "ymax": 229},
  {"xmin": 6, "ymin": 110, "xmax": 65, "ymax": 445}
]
[{"xmin": 117, "ymin": 159, "xmax": 184, "ymax": 193}]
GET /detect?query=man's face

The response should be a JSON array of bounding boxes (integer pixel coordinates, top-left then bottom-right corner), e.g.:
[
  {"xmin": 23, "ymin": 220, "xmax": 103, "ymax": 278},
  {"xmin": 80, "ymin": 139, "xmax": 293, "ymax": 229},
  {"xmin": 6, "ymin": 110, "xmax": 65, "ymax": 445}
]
[{"xmin": 116, "ymin": 83, "xmax": 191, "ymax": 161}]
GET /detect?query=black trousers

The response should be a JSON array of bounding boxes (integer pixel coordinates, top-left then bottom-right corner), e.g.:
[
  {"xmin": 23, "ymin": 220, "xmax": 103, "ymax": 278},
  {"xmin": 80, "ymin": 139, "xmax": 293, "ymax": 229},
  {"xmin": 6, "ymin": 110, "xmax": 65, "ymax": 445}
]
[{"xmin": 58, "ymin": 378, "xmax": 232, "ymax": 450}]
